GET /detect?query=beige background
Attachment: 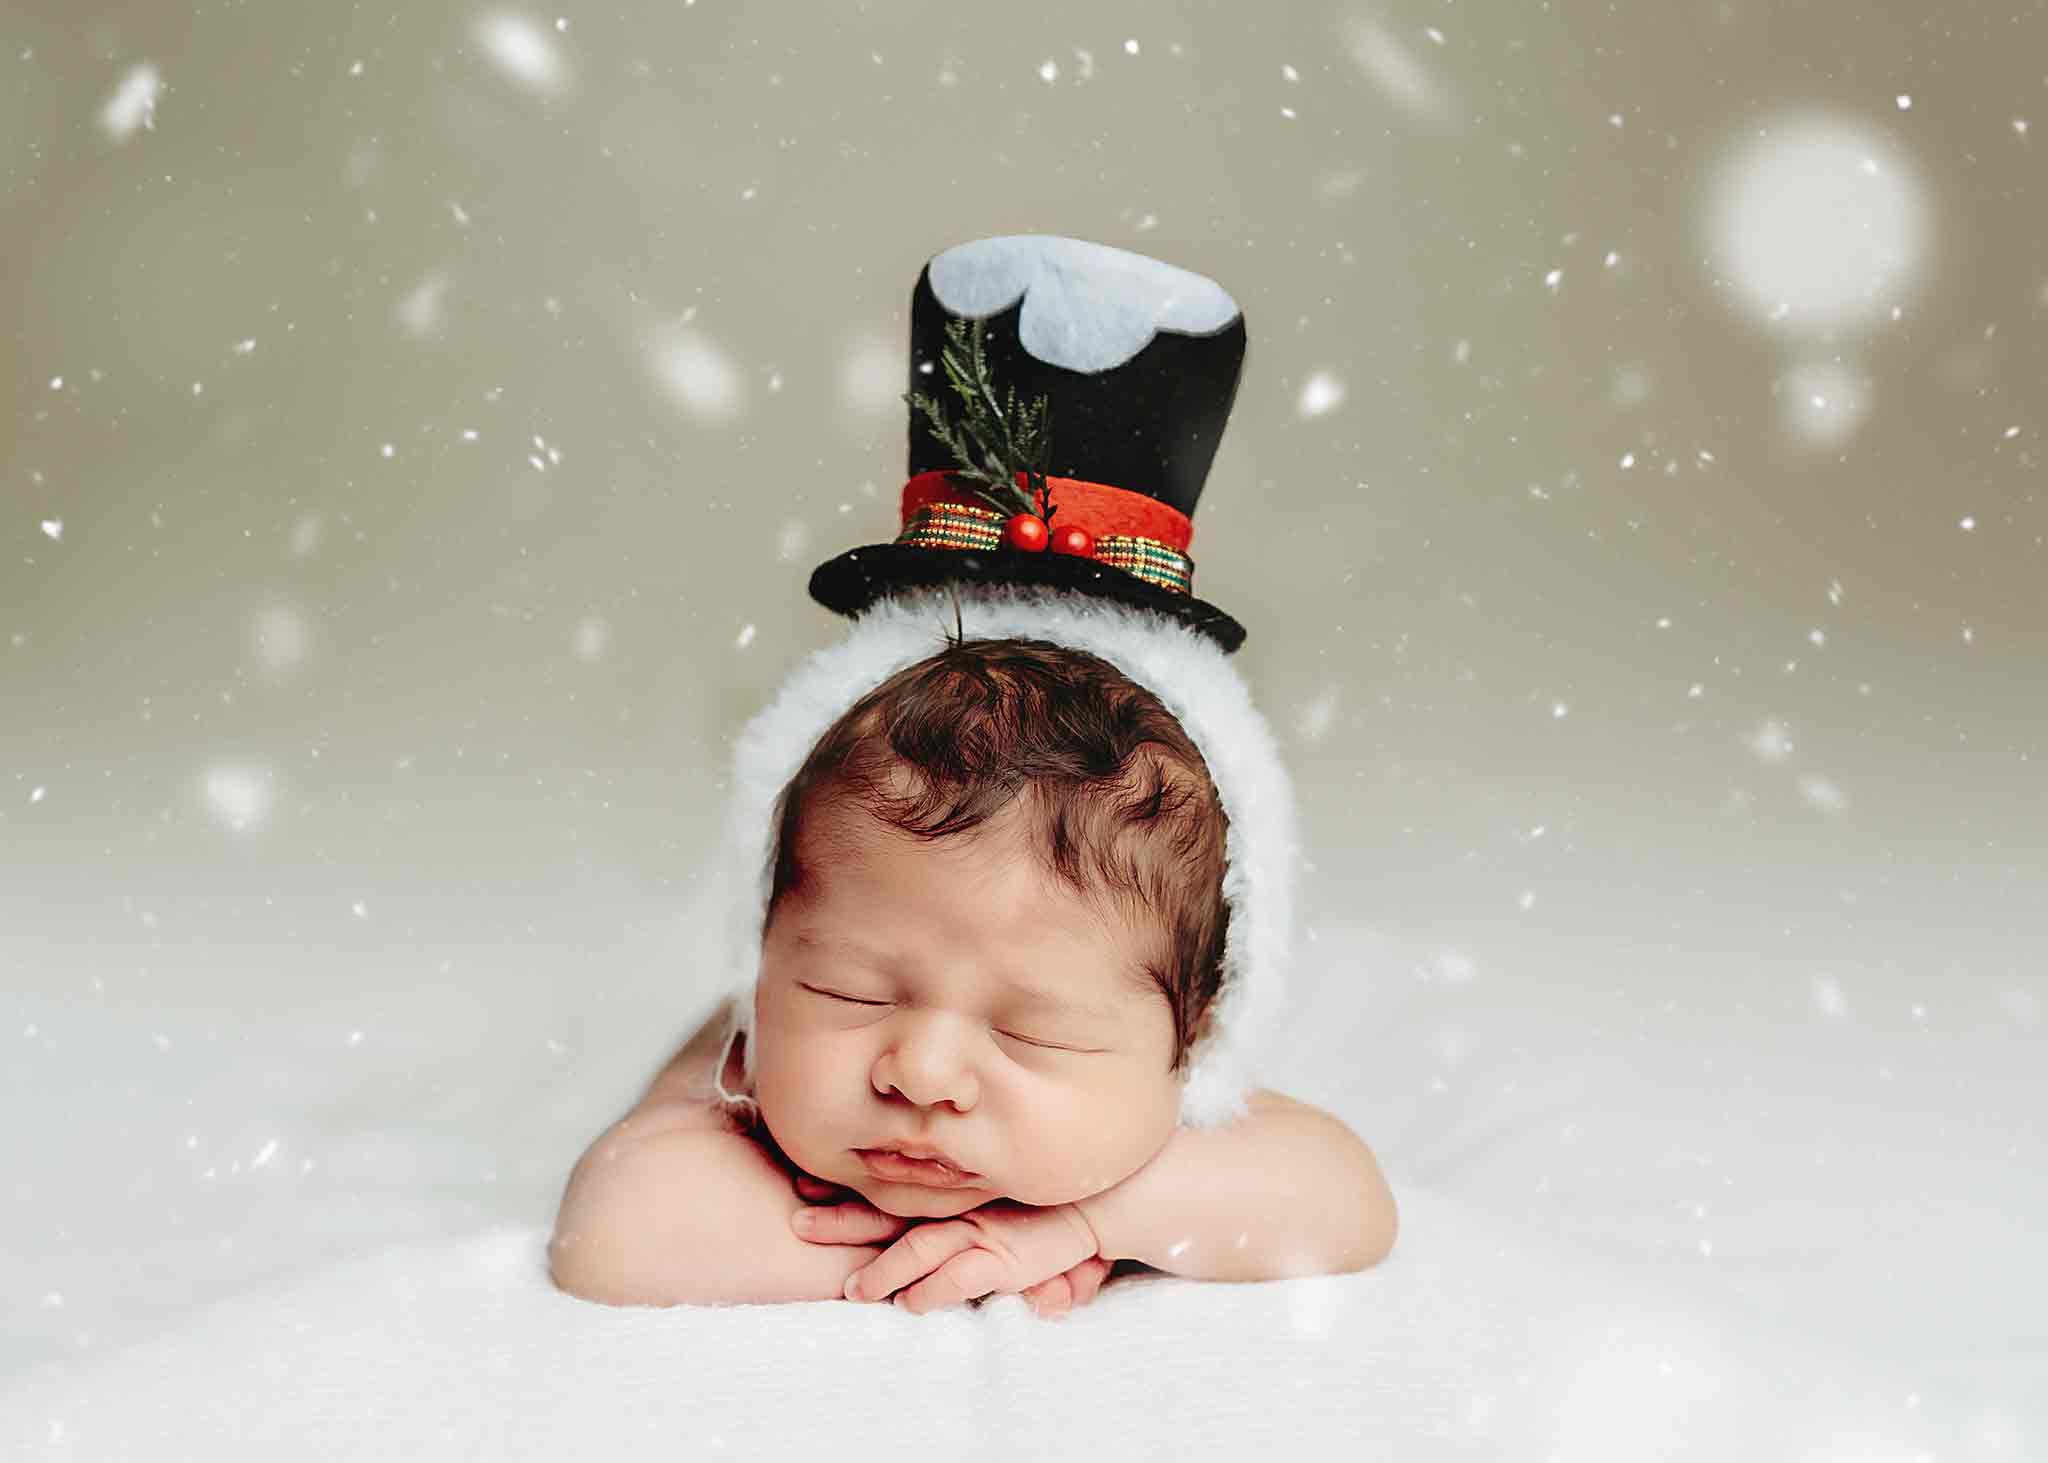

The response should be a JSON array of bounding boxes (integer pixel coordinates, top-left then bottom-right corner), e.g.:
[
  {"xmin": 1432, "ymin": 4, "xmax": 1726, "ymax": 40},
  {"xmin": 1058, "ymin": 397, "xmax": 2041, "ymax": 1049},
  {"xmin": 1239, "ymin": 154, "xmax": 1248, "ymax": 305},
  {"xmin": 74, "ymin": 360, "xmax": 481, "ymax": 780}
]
[
  {"xmin": 3, "ymin": 0, "xmax": 2042, "ymax": 1417},
  {"xmin": 8, "ymin": 1, "xmax": 2041, "ymax": 993}
]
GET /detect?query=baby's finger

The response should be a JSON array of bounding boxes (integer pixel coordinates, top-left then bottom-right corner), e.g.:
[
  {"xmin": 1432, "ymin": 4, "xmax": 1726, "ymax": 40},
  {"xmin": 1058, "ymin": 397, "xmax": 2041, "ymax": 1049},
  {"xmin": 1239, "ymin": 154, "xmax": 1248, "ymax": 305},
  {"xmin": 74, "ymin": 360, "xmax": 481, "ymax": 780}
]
[
  {"xmin": 846, "ymin": 1222, "xmax": 977, "ymax": 1306},
  {"xmin": 1023, "ymin": 1273, "xmax": 1074, "ymax": 1319},
  {"xmin": 792, "ymin": 1173, "xmax": 840, "ymax": 1201},
  {"xmin": 791, "ymin": 1202, "xmax": 909, "ymax": 1246},
  {"xmin": 887, "ymin": 1246, "xmax": 1004, "ymax": 1315},
  {"xmin": 1067, "ymin": 1257, "xmax": 1112, "ymax": 1307}
]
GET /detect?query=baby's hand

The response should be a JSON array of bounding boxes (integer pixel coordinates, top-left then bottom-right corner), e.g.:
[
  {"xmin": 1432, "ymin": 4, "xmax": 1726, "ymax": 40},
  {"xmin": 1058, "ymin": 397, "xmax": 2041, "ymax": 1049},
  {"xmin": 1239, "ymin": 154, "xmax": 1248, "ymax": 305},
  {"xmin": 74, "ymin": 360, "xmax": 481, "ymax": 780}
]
[
  {"xmin": 798, "ymin": 1198, "xmax": 1103, "ymax": 1318},
  {"xmin": 784, "ymin": 1164, "xmax": 1110, "ymax": 1318},
  {"xmin": 1014, "ymin": 1253, "xmax": 1115, "ymax": 1320}
]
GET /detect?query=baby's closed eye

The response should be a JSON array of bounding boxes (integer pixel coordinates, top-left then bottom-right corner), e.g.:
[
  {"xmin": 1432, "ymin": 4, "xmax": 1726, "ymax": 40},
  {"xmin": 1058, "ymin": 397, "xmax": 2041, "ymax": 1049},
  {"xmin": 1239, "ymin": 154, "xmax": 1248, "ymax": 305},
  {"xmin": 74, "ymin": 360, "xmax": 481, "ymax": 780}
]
[{"xmin": 799, "ymin": 984, "xmax": 1089, "ymax": 1052}]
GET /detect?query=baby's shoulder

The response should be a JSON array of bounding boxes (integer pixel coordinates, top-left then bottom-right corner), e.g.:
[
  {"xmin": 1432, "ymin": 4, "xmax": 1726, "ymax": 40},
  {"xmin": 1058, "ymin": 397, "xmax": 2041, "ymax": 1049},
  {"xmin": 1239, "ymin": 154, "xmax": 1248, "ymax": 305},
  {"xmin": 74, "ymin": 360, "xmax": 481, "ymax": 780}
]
[{"xmin": 629, "ymin": 1003, "xmax": 756, "ymax": 1138}]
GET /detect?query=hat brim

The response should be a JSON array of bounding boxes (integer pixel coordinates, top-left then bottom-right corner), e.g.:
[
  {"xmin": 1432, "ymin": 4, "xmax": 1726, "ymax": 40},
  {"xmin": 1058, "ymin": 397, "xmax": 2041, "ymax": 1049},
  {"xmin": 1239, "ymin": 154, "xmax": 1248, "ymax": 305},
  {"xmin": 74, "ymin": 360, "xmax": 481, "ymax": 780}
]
[{"xmin": 808, "ymin": 542, "xmax": 1246, "ymax": 654}]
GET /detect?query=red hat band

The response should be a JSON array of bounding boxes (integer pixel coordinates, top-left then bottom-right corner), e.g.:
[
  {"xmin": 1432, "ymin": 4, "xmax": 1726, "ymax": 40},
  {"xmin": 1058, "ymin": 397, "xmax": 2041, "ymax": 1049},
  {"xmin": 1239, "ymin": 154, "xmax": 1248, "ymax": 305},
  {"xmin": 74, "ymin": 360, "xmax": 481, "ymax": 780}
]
[{"xmin": 893, "ymin": 469, "xmax": 1197, "ymax": 597}]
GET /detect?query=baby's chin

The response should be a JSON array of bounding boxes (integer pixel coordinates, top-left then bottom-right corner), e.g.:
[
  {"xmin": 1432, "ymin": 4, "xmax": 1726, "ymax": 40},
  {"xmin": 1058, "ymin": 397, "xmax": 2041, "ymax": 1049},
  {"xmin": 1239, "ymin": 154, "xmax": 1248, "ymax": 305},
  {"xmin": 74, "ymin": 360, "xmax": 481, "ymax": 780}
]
[
  {"xmin": 856, "ymin": 1177, "xmax": 997, "ymax": 1220},
  {"xmin": 856, "ymin": 1173, "xmax": 1093, "ymax": 1219}
]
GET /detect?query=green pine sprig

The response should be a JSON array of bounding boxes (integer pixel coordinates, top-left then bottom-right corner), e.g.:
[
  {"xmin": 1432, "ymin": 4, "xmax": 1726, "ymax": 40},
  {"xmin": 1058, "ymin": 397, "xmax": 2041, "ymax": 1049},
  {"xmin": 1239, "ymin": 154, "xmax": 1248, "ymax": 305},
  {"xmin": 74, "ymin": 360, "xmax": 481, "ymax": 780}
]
[{"xmin": 902, "ymin": 317, "xmax": 1057, "ymax": 526}]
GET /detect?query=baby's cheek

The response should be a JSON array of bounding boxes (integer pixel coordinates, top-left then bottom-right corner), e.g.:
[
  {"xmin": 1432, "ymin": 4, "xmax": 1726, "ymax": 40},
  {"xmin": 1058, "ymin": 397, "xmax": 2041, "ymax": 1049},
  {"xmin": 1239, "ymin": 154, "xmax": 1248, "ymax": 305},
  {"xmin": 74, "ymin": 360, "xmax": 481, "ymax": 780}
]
[
  {"xmin": 1054, "ymin": 1115, "xmax": 1164, "ymax": 1203},
  {"xmin": 1001, "ymin": 1143, "xmax": 1112, "ymax": 1208}
]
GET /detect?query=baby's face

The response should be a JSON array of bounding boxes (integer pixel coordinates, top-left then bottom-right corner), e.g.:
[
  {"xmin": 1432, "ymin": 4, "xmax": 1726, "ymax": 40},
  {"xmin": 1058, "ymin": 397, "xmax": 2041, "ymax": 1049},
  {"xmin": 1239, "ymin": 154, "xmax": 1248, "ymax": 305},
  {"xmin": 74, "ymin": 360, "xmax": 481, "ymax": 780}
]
[{"xmin": 750, "ymin": 794, "xmax": 1182, "ymax": 1220}]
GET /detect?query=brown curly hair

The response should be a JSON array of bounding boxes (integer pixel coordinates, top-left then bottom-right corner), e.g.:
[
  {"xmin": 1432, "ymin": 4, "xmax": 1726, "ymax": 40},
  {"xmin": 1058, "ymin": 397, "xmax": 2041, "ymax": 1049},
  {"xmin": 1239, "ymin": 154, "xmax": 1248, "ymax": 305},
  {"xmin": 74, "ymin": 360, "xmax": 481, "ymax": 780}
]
[{"xmin": 759, "ymin": 630, "xmax": 1231, "ymax": 1076}]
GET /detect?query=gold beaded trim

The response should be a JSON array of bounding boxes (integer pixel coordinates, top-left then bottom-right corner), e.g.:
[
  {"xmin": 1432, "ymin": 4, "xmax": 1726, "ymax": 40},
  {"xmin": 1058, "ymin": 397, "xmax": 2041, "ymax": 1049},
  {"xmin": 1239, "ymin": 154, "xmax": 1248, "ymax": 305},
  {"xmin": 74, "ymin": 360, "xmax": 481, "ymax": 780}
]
[
  {"xmin": 895, "ymin": 501, "xmax": 1006, "ymax": 550},
  {"xmin": 895, "ymin": 502, "xmax": 1196, "ymax": 597},
  {"xmin": 1094, "ymin": 534, "xmax": 1195, "ymax": 596}
]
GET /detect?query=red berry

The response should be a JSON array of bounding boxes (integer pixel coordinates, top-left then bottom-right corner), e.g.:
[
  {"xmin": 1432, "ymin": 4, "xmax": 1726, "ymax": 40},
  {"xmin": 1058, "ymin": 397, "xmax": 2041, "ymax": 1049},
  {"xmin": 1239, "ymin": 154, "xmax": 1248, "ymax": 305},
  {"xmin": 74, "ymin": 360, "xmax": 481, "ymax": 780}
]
[
  {"xmin": 1002, "ymin": 513, "xmax": 1049, "ymax": 552},
  {"xmin": 1049, "ymin": 525, "xmax": 1094, "ymax": 558}
]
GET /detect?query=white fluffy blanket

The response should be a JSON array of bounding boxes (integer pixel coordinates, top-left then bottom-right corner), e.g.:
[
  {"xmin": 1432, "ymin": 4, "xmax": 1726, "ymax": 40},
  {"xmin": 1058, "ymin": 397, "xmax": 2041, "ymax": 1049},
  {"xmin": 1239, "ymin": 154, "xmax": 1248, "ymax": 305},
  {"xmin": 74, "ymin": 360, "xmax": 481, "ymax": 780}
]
[
  {"xmin": 0, "ymin": 1186, "xmax": 1943, "ymax": 1461},
  {"xmin": 4, "ymin": 912, "xmax": 2035, "ymax": 1459}
]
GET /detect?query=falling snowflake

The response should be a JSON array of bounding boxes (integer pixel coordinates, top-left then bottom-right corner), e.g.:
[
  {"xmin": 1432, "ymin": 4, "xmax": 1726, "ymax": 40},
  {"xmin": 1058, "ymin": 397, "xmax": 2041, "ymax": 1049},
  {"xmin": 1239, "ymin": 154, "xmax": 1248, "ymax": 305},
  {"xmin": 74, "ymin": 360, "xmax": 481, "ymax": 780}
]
[{"xmin": 99, "ymin": 63, "xmax": 162, "ymax": 140}]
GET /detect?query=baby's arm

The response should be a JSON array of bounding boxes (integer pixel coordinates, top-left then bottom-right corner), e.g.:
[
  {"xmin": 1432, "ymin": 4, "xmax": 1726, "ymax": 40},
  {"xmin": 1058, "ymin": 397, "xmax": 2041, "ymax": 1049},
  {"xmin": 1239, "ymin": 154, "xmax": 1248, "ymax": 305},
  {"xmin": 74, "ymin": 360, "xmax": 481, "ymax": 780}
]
[
  {"xmin": 550, "ymin": 1117, "xmax": 890, "ymax": 1307},
  {"xmin": 1074, "ymin": 1090, "xmax": 1397, "ymax": 1282},
  {"xmin": 549, "ymin": 1003, "xmax": 895, "ymax": 1307}
]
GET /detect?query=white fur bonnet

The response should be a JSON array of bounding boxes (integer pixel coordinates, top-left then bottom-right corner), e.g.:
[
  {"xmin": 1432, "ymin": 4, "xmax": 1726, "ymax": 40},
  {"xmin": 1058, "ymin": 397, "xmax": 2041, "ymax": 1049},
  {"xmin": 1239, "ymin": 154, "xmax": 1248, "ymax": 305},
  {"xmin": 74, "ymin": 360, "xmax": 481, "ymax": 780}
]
[{"xmin": 701, "ymin": 580, "xmax": 1300, "ymax": 1129}]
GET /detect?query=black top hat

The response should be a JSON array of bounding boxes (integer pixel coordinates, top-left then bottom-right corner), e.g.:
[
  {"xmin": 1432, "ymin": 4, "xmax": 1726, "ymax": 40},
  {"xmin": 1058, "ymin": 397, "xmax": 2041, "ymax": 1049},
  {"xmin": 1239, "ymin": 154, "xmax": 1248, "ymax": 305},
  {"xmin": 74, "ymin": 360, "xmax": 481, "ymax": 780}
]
[{"xmin": 807, "ymin": 234, "xmax": 1251, "ymax": 654}]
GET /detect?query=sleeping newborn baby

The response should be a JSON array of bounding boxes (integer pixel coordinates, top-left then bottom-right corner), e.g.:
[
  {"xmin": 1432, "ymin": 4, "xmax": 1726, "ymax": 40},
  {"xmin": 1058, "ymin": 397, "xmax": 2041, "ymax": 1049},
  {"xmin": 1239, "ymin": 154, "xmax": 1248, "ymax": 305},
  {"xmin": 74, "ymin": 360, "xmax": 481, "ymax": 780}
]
[{"xmin": 548, "ymin": 635, "xmax": 1397, "ymax": 1317}]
